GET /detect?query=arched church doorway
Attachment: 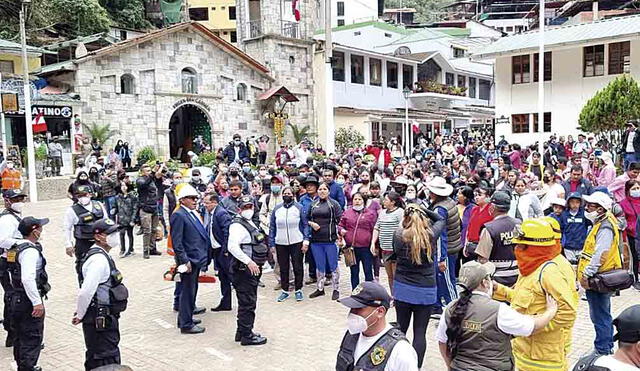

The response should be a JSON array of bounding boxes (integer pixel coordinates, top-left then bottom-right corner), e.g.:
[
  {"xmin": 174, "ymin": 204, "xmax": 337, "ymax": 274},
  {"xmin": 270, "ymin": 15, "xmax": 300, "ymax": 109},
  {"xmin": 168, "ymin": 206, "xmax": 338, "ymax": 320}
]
[{"xmin": 169, "ymin": 104, "xmax": 212, "ymax": 162}]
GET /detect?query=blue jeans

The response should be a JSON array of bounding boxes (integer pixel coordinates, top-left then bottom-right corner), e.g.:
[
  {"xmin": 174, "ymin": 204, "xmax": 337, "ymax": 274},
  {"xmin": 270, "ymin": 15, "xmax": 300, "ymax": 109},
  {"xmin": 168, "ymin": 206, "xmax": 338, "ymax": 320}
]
[
  {"xmin": 624, "ymin": 153, "xmax": 638, "ymax": 170},
  {"xmin": 104, "ymin": 196, "xmax": 117, "ymax": 218},
  {"xmin": 586, "ymin": 290, "xmax": 613, "ymax": 354},
  {"xmin": 350, "ymin": 246, "xmax": 374, "ymax": 289}
]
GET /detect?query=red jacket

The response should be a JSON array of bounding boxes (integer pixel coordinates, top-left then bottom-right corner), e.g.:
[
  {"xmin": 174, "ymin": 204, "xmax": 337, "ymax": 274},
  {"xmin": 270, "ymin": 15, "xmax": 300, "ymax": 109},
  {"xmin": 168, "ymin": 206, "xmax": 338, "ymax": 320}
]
[
  {"xmin": 466, "ymin": 204, "xmax": 494, "ymax": 243},
  {"xmin": 366, "ymin": 146, "xmax": 392, "ymax": 167},
  {"xmin": 338, "ymin": 206, "xmax": 378, "ymax": 248}
]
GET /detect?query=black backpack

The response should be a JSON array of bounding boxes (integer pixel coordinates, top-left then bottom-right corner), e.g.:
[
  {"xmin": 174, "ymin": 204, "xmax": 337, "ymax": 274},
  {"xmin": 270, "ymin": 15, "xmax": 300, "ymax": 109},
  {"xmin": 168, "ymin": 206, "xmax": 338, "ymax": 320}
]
[{"xmin": 572, "ymin": 354, "xmax": 610, "ymax": 371}]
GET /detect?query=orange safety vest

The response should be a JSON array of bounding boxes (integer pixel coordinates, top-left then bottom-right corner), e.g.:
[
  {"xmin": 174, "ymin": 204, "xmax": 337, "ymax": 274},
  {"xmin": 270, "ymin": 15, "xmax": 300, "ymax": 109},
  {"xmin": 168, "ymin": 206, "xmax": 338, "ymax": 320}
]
[{"xmin": 1, "ymin": 169, "xmax": 21, "ymax": 190}]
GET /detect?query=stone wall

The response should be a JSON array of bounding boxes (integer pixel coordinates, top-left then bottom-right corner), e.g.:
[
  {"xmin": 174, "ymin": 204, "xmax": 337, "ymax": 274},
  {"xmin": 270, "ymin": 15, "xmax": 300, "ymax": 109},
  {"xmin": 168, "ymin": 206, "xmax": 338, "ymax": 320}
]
[{"xmin": 73, "ymin": 27, "xmax": 274, "ymax": 159}]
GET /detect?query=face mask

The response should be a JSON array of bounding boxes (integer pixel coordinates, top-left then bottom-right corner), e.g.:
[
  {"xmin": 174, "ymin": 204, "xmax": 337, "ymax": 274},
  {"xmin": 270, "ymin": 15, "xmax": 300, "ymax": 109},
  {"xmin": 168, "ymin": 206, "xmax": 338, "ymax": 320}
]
[
  {"xmin": 192, "ymin": 176, "xmax": 201, "ymax": 182},
  {"xmin": 106, "ymin": 232, "xmax": 121, "ymax": 250},
  {"xmin": 259, "ymin": 170, "xmax": 267, "ymax": 176},
  {"xmin": 631, "ymin": 190, "xmax": 640, "ymax": 198},
  {"xmin": 221, "ymin": 168, "xmax": 228, "ymax": 174},
  {"xmin": 243, "ymin": 167, "xmax": 251, "ymax": 173},
  {"xmin": 282, "ymin": 195, "xmax": 293, "ymax": 204},
  {"xmin": 10, "ymin": 202, "xmax": 24, "ymax": 213},
  {"xmin": 415, "ymin": 155, "xmax": 422, "ymax": 161},
  {"xmin": 234, "ymin": 140, "xmax": 241, "ymax": 146},
  {"xmin": 271, "ymin": 185, "xmax": 282, "ymax": 194},
  {"xmin": 353, "ymin": 205, "xmax": 364, "ymax": 211},
  {"xmin": 230, "ymin": 170, "xmax": 239, "ymax": 176},
  {"xmin": 33, "ymin": 229, "xmax": 42, "ymax": 241},
  {"xmin": 78, "ymin": 196, "xmax": 91, "ymax": 206},
  {"xmin": 241, "ymin": 209, "xmax": 254, "ymax": 220},
  {"xmin": 336, "ymin": 179, "xmax": 345, "ymax": 185},
  {"xmin": 405, "ymin": 191, "xmax": 416, "ymax": 200},
  {"xmin": 361, "ymin": 179, "xmax": 369, "ymax": 184},
  {"xmin": 346, "ymin": 310, "xmax": 377, "ymax": 335},
  {"xmin": 7, "ymin": 163, "xmax": 14, "ymax": 169},
  {"xmin": 79, "ymin": 177, "xmax": 88, "ymax": 182},
  {"xmin": 585, "ymin": 210, "xmax": 600, "ymax": 222}
]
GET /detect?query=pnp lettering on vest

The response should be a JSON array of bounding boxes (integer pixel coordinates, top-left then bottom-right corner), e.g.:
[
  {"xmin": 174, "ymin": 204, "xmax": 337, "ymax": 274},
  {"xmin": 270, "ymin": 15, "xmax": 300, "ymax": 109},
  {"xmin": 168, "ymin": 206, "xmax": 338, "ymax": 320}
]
[{"xmin": 485, "ymin": 216, "xmax": 520, "ymax": 287}]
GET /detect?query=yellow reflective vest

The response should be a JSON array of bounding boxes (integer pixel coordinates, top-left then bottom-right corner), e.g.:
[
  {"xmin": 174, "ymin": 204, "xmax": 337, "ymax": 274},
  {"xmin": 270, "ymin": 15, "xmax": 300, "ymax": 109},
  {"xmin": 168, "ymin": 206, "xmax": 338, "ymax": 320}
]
[
  {"xmin": 577, "ymin": 212, "xmax": 621, "ymax": 282},
  {"xmin": 493, "ymin": 254, "xmax": 578, "ymax": 371}
]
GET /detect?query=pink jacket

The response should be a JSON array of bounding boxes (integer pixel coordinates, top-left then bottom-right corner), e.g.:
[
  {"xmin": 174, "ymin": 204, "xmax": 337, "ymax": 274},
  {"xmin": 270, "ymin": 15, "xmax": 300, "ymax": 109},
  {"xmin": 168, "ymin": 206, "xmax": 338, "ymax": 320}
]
[
  {"xmin": 609, "ymin": 173, "xmax": 631, "ymax": 203},
  {"xmin": 597, "ymin": 166, "xmax": 616, "ymax": 188},
  {"xmin": 338, "ymin": 207, "xmax": 378, "ymax": 248},
  {"xmin": 620, "ymin": 197, "xmax": 640, "ymax": 237}
]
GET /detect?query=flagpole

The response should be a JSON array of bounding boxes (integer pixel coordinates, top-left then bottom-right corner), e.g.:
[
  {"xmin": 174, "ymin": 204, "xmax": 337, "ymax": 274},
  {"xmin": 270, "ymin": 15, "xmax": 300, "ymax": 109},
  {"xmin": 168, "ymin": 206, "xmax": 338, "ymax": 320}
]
[{"xmin": 20, "ymin": 4, "xmax": 38, "ymax": 202}]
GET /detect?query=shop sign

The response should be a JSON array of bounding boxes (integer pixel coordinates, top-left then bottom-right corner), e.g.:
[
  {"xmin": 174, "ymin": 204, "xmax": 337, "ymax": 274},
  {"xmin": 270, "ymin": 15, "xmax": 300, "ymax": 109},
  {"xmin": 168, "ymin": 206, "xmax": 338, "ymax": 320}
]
[
  {"xmin": 1, "ymin": 93, "xmax": 18, "ymax": 113},
  {"xmin": 32, "ymin": 105, "xmax": 73, "ymax": 118},
  {"xmin": 173, "ymin": 97, "xmax": 211, "ymax": 112}
]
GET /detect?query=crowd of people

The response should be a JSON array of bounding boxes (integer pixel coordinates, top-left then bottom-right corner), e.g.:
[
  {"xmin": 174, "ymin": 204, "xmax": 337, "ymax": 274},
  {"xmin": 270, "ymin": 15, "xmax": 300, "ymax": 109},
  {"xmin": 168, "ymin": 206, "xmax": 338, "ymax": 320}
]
[{"xmin": 2, "ymin": 123, "xmax": 640, "ymax": 370}]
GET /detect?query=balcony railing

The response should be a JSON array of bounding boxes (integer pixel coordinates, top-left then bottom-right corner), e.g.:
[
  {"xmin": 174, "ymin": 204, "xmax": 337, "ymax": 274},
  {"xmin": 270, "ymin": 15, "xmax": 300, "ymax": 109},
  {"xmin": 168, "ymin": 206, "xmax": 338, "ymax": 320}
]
[
  {"xmin": 247, "ymin": 20, "xmax": 262, "ymax": 39},
  {"xmin": 413, "ymin": 80, "xmax": 467, "ymax": 97},
  {"xmin": 281, "ymin": 21, "xmax": 300, "ymax": 39}
]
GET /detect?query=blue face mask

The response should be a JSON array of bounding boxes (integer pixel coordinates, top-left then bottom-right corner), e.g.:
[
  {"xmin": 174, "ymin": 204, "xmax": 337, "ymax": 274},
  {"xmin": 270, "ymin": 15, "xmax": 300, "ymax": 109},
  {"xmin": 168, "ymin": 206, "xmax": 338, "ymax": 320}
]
[
  {"xmin": 336, "ymin": 179, "xmax": 345, "ymax": 185},
  {"xmin": 271, "ymin": 185, "xmax": 282, "ymax": 194}
]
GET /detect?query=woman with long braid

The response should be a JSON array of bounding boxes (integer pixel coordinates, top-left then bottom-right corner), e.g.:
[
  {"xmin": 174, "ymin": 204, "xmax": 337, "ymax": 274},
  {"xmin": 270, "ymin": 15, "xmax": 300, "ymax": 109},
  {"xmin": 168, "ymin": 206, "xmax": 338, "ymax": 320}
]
[{"xmin": 435, "ymin": 261, "xmax": 558, "ymax": 371}]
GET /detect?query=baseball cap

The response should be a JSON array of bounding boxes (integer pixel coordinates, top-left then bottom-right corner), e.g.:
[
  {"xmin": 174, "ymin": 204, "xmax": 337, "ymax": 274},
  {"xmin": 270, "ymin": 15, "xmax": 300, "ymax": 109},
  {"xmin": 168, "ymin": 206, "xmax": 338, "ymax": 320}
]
[
  {"xmin": 490, "ymin": 191, "xmax": 511, "ymax": 210},
  {"xmin": 76, "ymin": 185, "xmax": 93, "ymax": 195},
  {"xmin": 457, "ymin": 261, "xmax": 495, "ymax": 291},
  {"xmin": 613, "ymin": 304, "xmax": 640, "ymax": 343},
  {"xmin": 3, "ymin": 189, "xmax": 26, "ymax": 199},
  {"xmin": 92, "ymin": 219, "xmax": 119, "ymax": 235},
  {"xmin": 18, "ymin": 217, "xmax": 49, "ymax": 237},
  {"xmin": 338, "ymin": 282, "xmax": 392, "ymax": 309},
  {"xmin": 567, "ymin": 192, "xmax": 583, "ymax": 202},
  {"xmin": 238, "ymin": 195, "xmax": 254, "ymax": 208},
  {"xmin": 270, "ymin": 175, "xmax": 283, "ymax": 184}
]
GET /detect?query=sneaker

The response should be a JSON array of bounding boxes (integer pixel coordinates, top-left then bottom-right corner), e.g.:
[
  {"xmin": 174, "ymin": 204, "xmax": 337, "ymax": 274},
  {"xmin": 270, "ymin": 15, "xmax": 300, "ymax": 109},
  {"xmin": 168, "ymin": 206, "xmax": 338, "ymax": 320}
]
[
  {"xmin": 305, "ymin": 278, "xmax": 317, "ymax": 285},
  {"xmin": 331, "ymin": 290, "xmax": 339, "ymax": 301},
  {"xmin": 124, "ymin": 250, "xmax": 135, "ymax": 257},
  {"xmin": 277, "ymin": 291, "xmax": 290, "ymax": 302},
  {"xmin": 633, "ymin": 282, "xmax": 640, "ymax": 291},
  {"xmin": 119, "ymin": 250, "xmax": 126, "ymax": 258},
  {"xmin": 295, "ymin": 290, "xmax": 304, "ymax": 301},
  {"xmin": 258, "ymin": 280, "xmax": 265, "ymax": 288},
  {"xmin": 309, "ymin": 289, "xmax": 325, "ymax": 299}
]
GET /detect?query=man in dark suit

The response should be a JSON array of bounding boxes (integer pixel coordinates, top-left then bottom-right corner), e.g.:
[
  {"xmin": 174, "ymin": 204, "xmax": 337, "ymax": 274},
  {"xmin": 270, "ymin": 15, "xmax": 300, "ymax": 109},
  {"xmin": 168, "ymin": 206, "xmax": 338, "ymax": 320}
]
[
  {"xmin": 203, "ymin": 192, "xmax": 233, "ymax": 311},
  {"xmin": 170, "ymin": 184, "xmax": 210, "ymax": 334}
]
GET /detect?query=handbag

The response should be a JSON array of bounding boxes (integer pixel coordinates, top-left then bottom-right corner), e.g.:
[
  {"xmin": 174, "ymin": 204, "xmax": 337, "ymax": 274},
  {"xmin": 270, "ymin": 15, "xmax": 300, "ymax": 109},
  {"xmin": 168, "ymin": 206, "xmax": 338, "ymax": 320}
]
[
  {"xmin": 588, "ymin": 269, "xmax": 634, "ymax": 293},
  {"xmin": 342, "ymin": 246, "xmax": 356, "ymax": 267}
]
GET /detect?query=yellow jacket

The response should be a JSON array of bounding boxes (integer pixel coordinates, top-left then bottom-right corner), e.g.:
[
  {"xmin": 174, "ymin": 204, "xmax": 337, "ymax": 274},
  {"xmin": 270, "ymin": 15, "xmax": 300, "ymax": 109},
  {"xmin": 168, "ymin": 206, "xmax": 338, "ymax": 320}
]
[
  {"xmin": 494, "ymin": 254, "xmax": 578, "ymax": 371},
  {"xmin": 577, "ymin": 212, "xmax": 621, "ymax": 281}
]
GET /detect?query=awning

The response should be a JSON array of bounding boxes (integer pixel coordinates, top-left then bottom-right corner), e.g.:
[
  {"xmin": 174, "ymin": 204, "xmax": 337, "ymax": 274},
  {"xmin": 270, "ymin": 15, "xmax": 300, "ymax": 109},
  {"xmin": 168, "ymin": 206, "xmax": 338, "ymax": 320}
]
[{"xmin": 257, "ymin": 85, "xmax": 299, "ymax": 102}]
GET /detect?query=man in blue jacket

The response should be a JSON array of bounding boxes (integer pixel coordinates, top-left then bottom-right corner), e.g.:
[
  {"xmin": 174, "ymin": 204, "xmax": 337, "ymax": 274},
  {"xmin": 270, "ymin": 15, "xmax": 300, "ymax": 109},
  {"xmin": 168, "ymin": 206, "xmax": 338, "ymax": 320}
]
[
  {"xmin": 322, "ymin": 167, "xmax": 345, "ymax": 209},
  {"xmin": 223, "ymin": 134, "xmax": 250, "ymax": 165},
  {"xmin": 559, "ymin": 192, "xmax": 590, "ymax": 264},
  {"xmin": 562, "ymin": 165, "xmax": 593, "ymax": 198},
  {"xmin": 203, "ymin": 192, "xmax": 233, "ymax": 312},
  {"xmin": 170, "ymin": 184, "xmax": 210, "ymax": 334}
]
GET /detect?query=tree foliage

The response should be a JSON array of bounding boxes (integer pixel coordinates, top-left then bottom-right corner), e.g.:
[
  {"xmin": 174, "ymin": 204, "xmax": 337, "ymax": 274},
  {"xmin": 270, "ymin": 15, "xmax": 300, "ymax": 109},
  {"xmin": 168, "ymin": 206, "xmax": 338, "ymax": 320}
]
[
  {"xmin": 335, "ymin": 127, "xmax": 365, "ymax": 154},
  {"xmin": 385, "ymin": 0, "xmax": 449, "ymax": 23},
  {"xmin": 578, "ymin": 75, "xmax": 640, "ymax": 151},
  {"xmin": 82, "ymin": 122, "xmax": 120, "ymax": 145},
  {"xmin": 99, "ymin": 0, "xmax": 152, "ymax": 30},
  {"xmin": 287, "ymin": 123, "xmax": 315, "ymax": 144}
]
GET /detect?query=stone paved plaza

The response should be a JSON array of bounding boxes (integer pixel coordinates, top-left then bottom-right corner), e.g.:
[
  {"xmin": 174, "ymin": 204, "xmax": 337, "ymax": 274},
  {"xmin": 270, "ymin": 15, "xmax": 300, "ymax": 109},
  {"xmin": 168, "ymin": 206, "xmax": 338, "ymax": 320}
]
[{"xmin": 1, "ymin": 199, "xmax": 638, "ymax": 371}]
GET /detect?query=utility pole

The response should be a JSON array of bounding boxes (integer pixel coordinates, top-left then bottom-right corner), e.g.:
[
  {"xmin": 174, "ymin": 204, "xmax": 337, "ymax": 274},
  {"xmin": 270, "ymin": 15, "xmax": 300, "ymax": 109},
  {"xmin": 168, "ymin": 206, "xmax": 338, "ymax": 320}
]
[
  {"xmin": 20, "ymin": 2, "xmax": 38, "ymax": 202},
  {"xmin": 537, "ymin": 0, "xmax": 545, "ymax": 155},
  {"xmin": 0, "ymin": 73, "xmax": 7, "ymax": 160},
  {"xmin": 324, "ymin": 0, "xmax": 335, "ymax": 153}
]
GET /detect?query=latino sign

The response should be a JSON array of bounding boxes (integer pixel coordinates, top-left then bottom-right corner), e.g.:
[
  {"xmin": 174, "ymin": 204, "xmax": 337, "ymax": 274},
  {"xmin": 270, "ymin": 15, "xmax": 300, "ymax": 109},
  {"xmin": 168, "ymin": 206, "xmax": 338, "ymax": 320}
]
[{"xmin": 4, "ymin": 104, "xmax": 73, "ymax": 118}]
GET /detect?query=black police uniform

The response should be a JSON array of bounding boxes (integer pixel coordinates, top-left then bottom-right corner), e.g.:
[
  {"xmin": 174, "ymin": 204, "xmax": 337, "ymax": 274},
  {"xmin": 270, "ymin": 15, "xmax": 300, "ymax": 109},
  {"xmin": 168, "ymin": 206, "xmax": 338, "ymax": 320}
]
[
  {"xmin": 230, "ymin": 216, "xmax": 268, "ymax": 343},
  {"xmin": 6, "ymin": 241, "xmax": 49, "ymax": 371},
  {"xmin": 336, "ymin": 327, "xmax": 408, "ymax": 371},
  {"xmin": 72, "ymin": 201, "xmax": 104, "ymax": 274},
  {"xmin": 78, "ymin": 247, "xmax": 129, "ymax": 371},
  {"xmin": 0, "ymin": 208, "xmax": 21, "ymax": 346}
]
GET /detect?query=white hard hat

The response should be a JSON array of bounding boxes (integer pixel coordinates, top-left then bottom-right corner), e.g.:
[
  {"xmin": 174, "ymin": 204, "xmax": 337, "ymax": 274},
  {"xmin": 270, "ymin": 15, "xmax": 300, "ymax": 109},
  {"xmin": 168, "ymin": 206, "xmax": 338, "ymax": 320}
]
[
  {"xmin": 582, "ymin": 191, "xmax": 612, "ymax": 211},
  {"xmin": 177, "ymin": 184, "xmax": 199, "ymax": 199}
]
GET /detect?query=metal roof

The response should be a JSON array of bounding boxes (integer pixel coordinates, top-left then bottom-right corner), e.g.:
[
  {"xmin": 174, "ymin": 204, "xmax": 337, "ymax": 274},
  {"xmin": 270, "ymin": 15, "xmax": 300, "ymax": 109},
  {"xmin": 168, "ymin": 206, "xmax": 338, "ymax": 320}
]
[
  {"xmin": 0, "ymin": 39, "xmax": 54, "ymax": 55},
  {"xmin": 472, "ymin": 14, "xmax": 640, "ymax": 60}
]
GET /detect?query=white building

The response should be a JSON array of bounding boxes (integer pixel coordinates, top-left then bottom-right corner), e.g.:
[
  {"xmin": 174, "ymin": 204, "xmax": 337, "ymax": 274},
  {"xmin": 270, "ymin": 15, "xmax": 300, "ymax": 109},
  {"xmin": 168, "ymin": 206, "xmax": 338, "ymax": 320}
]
[
  {"xmin": 472, "ymin": 15, "xmax": 640, "ymax": 145},
  {"xmin": 324, "ymin": 0, "xmax": 379, "ymax": 27}
]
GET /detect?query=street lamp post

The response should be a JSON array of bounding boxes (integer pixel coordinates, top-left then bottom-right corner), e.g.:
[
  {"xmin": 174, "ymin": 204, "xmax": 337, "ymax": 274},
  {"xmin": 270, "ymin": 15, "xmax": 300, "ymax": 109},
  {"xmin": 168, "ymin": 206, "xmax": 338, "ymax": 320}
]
[
  {"xmin": 20, "ymin": 0, "xmax": 38, "ymax": 202},
  {"xmin": 537, "ymin": 0, "xmax": 545, "ymax": 156},
  {"xmin": 403, "ymin": 87, "xmax": 411, "ymax": 157}
]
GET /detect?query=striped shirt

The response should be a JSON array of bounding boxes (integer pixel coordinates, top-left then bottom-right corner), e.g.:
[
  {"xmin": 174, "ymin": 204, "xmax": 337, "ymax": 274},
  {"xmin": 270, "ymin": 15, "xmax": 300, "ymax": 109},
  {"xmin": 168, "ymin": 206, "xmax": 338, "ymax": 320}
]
[{"xmin": 375, "ymin": 207, "xmax": 404, "ymax": 253}]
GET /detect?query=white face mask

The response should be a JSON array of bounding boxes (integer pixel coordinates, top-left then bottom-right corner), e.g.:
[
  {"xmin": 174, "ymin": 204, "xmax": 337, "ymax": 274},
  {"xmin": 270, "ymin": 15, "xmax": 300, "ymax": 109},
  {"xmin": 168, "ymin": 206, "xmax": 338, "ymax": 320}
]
[
  {"xmin": 259, "ymin": 170, "xmax": 267, "ymax": 176},
  {"xmin": 10, "ymin": 202, "xmax": 24, "ymax": 213},
  {"xmin": 192, "ymin": 176, "xmax": 200, "ymax": 182},
  {"xmin": 353, "ymin": 205, "xmax": 364, "ymax": 211},
  {"xmin": 585, "ymin": 210, "xmax": 600, "ymax": 223},
  {"xmin": 631, "ymin": 190, "xmax": 640, "ymax": 198},
  {"xmin": 7, "ymin": 163, "xmax": 14, "ymax": 169},
  {"xmin": 241, "ymin": 209, "xmax": 254, "ymax": 220},
  {"xmin": 346, "ymin": 310, "xmax": 377, "ymax": 335},
  {"xmin": 406, "ymin": 191, "xmax": 416, "ymax": 200},
  {"xmin": 106, "ymin": 232, "xmax": 121, "ymax": 250},
  {"xmin": 79, "ymin": 196, "xmax": 91, "ymax": 206}
]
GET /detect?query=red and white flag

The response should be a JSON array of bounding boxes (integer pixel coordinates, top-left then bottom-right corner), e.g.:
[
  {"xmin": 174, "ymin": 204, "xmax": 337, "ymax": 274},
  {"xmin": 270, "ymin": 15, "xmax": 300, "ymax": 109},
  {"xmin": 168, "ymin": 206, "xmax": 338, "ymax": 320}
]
[
  {"xmin": 292, "ymin": 0, "xmax": 301, "ymax": 21},
  {"xmin": 32, "ymin": 112, "xmax": 48, "ymax": 133}
]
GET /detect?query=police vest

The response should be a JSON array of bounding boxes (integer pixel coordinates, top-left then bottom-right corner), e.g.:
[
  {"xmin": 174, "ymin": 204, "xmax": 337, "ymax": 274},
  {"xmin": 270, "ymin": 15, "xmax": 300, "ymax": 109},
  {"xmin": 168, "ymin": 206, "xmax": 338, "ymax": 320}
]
[
  {"xmin": 485, "ymin": 216, "xmax": 520, "ymax": 286},
  {"xmin": 231, "ymin": 217, "xmax": 268, "ymax": 266},
  {"xmin": 336, "ymin": 327, "xmax": 407, "ymax": 371},
  {"xmin": 79, "ymin": 248, "xmax": 129, "ymax": 313},
  {"xmin": 72, "ymin": 202, "xmax": 104, "ymax": 240},
  {"xmin": 6, "ymin": 242, "xmax": 50, "ymax": 297},
  {"xmin": 0, "ymin": 208, "xmax": 21, "ymax": 223},
  {"xmin": 432, "ymin": 198, "xmax": 462, "ymax": 255}
]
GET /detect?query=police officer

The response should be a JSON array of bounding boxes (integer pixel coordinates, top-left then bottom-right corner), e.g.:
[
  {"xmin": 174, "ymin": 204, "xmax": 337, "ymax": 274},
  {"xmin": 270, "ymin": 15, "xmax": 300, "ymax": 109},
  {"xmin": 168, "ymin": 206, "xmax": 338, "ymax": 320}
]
[
  {"xmin": 63, "ymin": 185, "xmax": 106, "ymax": 279},
  {"xmin": 227, "ymin": 195, "xmax": 267, "ymax": 346},
  {"xmin": 475, "ymin": 190, "xmax": 521, "ymax": 287},
  {"xmin": 7, "ymin": 216, "xmax": 50, "ymax": 371},
  {"xmin": 0, "ymin": 188, "xmax": 27, "ymax": 347},
  {"xmin": 72, "ymin": 219, "xmax": 129, "ymax": 371},
  {"xmin": 336, "ymin": 281, "xmax": 418, "ymax": 371}
]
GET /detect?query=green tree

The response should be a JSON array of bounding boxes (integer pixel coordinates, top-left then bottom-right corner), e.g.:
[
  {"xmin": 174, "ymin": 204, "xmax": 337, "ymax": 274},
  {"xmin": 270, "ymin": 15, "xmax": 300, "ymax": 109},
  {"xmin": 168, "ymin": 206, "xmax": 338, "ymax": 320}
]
[
  {"xmin": 385, "ymin": 0, "xmax": 449, "ymax": 23},
  {"xmin": 335, "ymin": 127, "xmax": 365, "ymax": 154},
  {"xmin": 578, "ymin": 75, "xmax": 640, "ymax": 152},
  {"xmin": 82, "ymin": 122, "xmax": 119, "ymax": 145},
  {"xmin": 100, "ymin": 0, "xmax": 151, "ymax": 30},
  {"xmin": 50, "ymin": 0, "xmax": 111, "ymax": 37},
  {"xmin": 287, "ymin": 123, "xmax": 315, "ymax": 144}
]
